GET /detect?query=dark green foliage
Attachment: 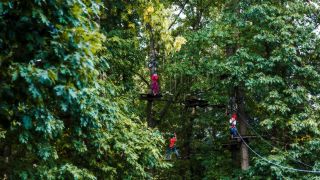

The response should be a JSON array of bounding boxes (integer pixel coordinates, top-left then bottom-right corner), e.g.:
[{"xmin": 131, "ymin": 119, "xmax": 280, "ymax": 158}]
[
  {"xmin": 155, "ymin": 0, "xmax": 320, "ymax": 179},
  {"xmin": 0, "ymin": 0, "xmax": 167, "ymax": 179},
  {"xmin": 1, "ymin": 0, "xmax": 320, "ymax": 179}
]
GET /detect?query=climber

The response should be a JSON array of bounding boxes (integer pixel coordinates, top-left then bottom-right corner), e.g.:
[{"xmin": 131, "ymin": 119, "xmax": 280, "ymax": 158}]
[
  {"xmin": 148, "ymin": 60, "xmax": 157, "ymax": 74},
  {"xmin": 151, "ymin": 73, "xmax": 159, "ymax": 96},
  {"xmin": 229, "ymin": 113, "xmax": 237, "ymax": 138},
  {"xmin": 165, "ymin": 133, "xmax": 180, "ymax": 160}
]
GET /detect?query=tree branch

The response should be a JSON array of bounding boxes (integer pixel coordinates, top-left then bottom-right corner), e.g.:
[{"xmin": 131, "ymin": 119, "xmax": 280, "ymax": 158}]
[
  {"xmin": 168, "ymin": 0, "xmax": 189, "ymax": 30},
  {"xmin": 132, "ymin": 71, "xmax": 149, "ymax": 86}
]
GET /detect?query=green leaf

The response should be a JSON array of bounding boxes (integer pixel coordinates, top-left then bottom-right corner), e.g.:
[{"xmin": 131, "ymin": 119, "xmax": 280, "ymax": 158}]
[{"xmin": 22, "ymin": 116, "xmax": 32, "ymax": 129}]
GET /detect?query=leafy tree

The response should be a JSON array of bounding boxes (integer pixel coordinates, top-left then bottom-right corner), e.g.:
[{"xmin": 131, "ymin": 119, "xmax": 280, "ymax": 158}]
[
  {"xmin": 0, "ymin": 0, "xmax": 168, "ymax": 179},
  {"xmin": 1, "ymin": 0, "xmax": 320, "ymax": 179},
  {"xmin": 154, "ymin": 0, "xmax": 320, "ymax": 179}
]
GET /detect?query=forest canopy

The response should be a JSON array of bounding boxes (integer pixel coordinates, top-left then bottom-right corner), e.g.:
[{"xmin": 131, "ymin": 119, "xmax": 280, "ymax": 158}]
[{"xmin": 0, "ymin": 0, "xmax": 320, "ymax": 179}]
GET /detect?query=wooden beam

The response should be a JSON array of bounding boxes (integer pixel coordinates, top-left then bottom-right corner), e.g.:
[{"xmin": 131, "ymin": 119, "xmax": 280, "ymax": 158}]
[
  {"xmin": 140, "ymin": 94, "xmax": 162, "ymax": 101},
  {"xmin": 232, "ymin": 135, "xmax": 259, "ymax": 139}
]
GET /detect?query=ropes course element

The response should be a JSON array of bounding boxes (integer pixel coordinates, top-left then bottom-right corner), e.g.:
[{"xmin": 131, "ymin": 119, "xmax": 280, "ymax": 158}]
[
  {"xmin": 238, "ymin": 114, "xmax": 314, "ymax": 168},
  {"xmin": 236, "ymin": 131, "xmax": 320, "ymax": 174}
]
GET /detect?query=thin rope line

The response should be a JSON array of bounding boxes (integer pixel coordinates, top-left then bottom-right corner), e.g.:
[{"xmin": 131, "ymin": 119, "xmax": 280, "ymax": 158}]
[
  {"xmin": 237, "ymin": 131, "xmax": 320, "ymax": 174},
  {"xmin": 240, "ymin": 115, "xmax": 314, "ymax": 168}
]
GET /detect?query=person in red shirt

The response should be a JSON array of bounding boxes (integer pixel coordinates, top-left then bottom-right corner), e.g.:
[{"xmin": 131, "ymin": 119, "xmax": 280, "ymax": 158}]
[
  {"xmin": 151, "ymin": 73, "xmax": 159, "ymax": 96},
  {"xmin": 165, "ymin": 133, "xmax": 180, "ymax": 160},
  {"xmin": 229, "ymin": 113, "xmax": 237, "ymax": 138}
]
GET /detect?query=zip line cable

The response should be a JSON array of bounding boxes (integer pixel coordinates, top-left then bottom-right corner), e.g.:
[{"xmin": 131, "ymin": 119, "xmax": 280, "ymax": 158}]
[
  {"xmin": 239, "ymin": 114, "xmax": 314, "ymax": 168},
  {"xmin": 236, "ymin": 131, "xmax": 320, "ymax": 174}
]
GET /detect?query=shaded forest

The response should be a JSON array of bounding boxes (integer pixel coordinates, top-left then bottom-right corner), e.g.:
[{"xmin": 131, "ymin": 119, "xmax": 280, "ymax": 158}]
[{"xmin": 1, "ymin": 0, "xmax": 320, "ymax": 179}]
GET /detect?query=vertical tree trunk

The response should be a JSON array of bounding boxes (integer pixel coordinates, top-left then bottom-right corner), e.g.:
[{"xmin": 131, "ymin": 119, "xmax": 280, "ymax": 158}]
[
  {"xmin": 231, "ymin": 144, "xmax": 239, "ymax": 168},
  {"xmin": 225, "ymin": 0, "xmax": 249, "ymax": 166},
  {"xmin": 145, "ymin": 23, "xmax": 157, "ymax": 128},
  {"xmin": 236, "ymin": 88, "xmax": 249, "ymax": 170},
  {"xmin": 146, "ymin": 100, "xmax": 156, "ymax": 128},
  {"xmin": 185, "ymin": 107, "xmax": 196, "ymax": 159},
  {"xmin": 182, "ymin": 106, "xmax": 195, "ymax": 179},
  {"xmin": 226, "ymin": 42, "xmax": 241, "ymax": 169}
]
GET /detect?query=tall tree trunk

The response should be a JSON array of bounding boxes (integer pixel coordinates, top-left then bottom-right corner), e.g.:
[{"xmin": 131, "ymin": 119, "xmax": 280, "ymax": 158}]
[
  {"xmin": 231, "ymin": 144, "xmax": 240, "ymax": 167},
  {"xmin": 145, "ymin": 23, "xmax": 157, "ymax": 128},
  {"xmin": 185, "ymin": 107, "xmax": 195, "ymax": 159},
  {"xmin": 146, "ymin": 100, "xmax": 156, "ymax": 128},
  {"xmin": 182, "ymin": 106, "xmax": 195, "ymax": 179},
  {"xmin": 236, "ymin": 88, "xmax": 249, "ymax": 170}
]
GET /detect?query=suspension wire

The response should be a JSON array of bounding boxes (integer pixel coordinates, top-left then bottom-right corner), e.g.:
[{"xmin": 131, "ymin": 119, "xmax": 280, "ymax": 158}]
[
  {"xmin": 238, "ymin": 113, "xmax": 314, "ymax": 168},
  {"xmin": 236, "ymin": 130, "xmax": 320, "ymax": 174}
]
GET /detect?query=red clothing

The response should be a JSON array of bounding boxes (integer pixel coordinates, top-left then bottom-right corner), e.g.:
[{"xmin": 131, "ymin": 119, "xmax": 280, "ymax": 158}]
[
  {"xmin": 150, "ymin": 74, "xmax": 159, "ymax": 95},
  {"xmin": 230, "ymin": 119, "xmax": 236, "ymax": 128},
  {"xmin": 169, "ymin": 137, "xmax": 177, "ymax": 148},
  {"xmin": 151, "ymin": 74, "xmax": 159, "ymax": 81},
  {"xmin": 230, "ymin": 113, "xmax": 237, "ymax": 128},
  {"xmin": 232, "ymin": 113, "xmax": 237, "ymax": 119},
  {"xmin": 151, "ymin": 80, "xmax": 159, "ymax": 95}
]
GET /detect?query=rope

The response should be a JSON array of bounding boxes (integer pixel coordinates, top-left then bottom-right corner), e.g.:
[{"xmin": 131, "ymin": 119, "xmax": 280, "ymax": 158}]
[
  {"xmin": 236, "ymin": 131, "xmax": 320, "ymax": 174},
  {"xmin": 239, "ymin": 114, "xmax": 314, "ymax": 168}
]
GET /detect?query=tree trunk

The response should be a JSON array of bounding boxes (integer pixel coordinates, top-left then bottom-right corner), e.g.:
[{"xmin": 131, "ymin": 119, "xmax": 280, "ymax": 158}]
[
  {"xmin": 231, "ymin": 144, "xmax": 240, "ymax": 168},
  {"xmin": 182, "ymin": 106, "xmax": 195, "ymax": 179},
  {"xmin": 146, "ymin": 100, "xmax": 156, "ymax": 128},
  {"xmin": 236, "ymin": 88, "xmax": 249, "ymax": 170},
  {"xmin": 185, "ymin": 107, "xmax": 195, "ymax": 159}
]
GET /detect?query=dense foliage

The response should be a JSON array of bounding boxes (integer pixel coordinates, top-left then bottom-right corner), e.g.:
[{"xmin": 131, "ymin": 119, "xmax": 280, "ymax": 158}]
[
  {"xmin": 1, "ymin": 0, "xmax": 320, "ymax": 179},
  {"xmin": 0, "ymin": 0, "xmax": 168, "ymax": 179}
]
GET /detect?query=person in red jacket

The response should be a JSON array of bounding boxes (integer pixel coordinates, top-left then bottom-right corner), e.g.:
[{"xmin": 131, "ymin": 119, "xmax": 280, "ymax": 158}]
[
  {"xmin": 151, "ymin": 73, "xmax": 159, "ymax": 95},
  {"xmin": 165, "ymin": 133, "xmax": 180, "ymax": 160},
  {"xmin": 230, "ymin": 113, "xmax": 237, "ymax": 138}
]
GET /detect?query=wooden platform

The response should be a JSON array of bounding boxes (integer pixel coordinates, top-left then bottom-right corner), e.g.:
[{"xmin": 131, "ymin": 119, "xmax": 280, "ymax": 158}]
[
  {"xmin": 222, "ymin": 143, "xmax": 240, "ymax": 149},
  {"xmin": 232, "ymin": 135, "xmax": 258, "ymax": 139},
  {"xmin": 222, "ymin": 135, "xmax": 258, "ymax": 148},
  {"xmin": 140, "ymin": 93, "xmax": 163, "ymax": 101}
]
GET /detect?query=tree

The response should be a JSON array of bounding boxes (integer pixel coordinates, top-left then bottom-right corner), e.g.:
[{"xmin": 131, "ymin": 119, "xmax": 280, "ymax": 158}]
[
  {"xmin": 0, "ymin": 0, "xmax": 168, "ymax": 178},
  {"xmin": 1, "ymin": 0, "xmax": 320, "ymax": 179},
  {"xmin": 154, "ymin": 0, "xmax": 320, "ymax": 179}
]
